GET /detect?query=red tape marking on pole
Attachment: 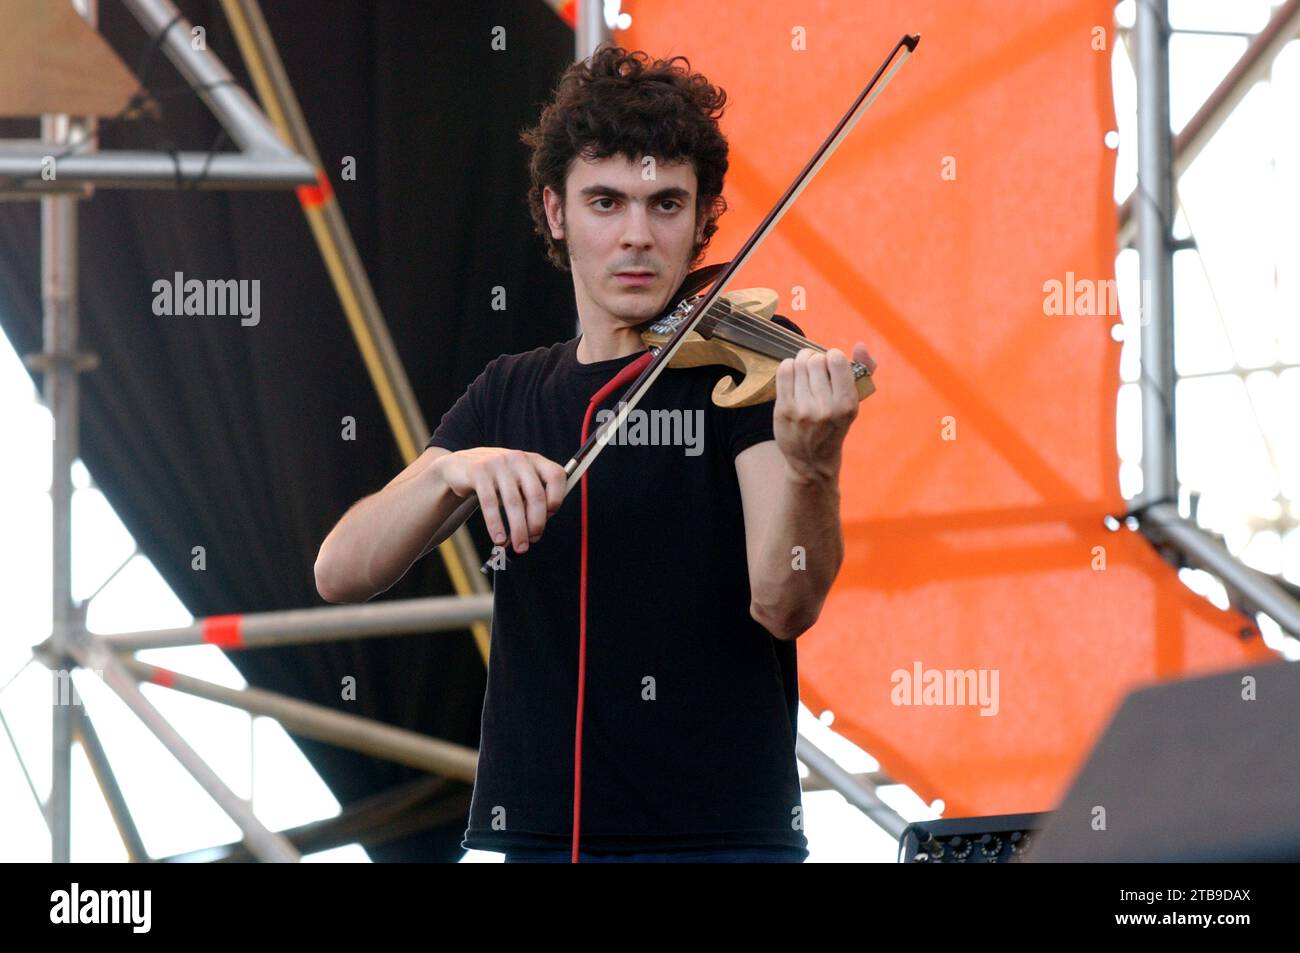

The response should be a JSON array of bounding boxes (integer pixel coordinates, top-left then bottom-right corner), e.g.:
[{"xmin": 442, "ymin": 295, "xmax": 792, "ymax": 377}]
[
  {"xmin": 202, "ymin": 614, "xmax": 244, "ymax": 648},
  {"xmin": 297, "ymin": 168, "xmax": 334, "ymax": 209}
]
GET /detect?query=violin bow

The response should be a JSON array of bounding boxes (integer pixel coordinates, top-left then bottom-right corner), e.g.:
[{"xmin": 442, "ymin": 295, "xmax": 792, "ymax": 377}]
[{"xmin": 428, "ymin": 33, "xmax": 921, "ymax": 570}]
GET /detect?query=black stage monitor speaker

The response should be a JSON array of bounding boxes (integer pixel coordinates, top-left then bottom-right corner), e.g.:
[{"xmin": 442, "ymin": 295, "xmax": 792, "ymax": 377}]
[{"xmin": 1026, "ymin": 659, "xmax": 1299, "ymax": 862}]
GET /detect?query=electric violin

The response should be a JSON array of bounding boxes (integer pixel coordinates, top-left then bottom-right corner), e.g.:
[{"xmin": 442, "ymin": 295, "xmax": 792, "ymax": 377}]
[{"xmin": 637, "ymin": 262, "xmax": 875, "ymax": 408}]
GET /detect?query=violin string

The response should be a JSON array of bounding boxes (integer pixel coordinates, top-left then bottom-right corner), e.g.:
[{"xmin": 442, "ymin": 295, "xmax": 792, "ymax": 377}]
[
  {"xmin": 663, "ymin": 282, "xmax": 805, "ymax": 354},
  {"xmin": 706, "ymin": 315, "xmax": 790, "ymax": 358},
  {"xmin": 711, "ymin": 298, "xmax": 834, "ymax": 356},
  {"xmin": 712, "ymin": 312, "xmax": 824, "ymax": 362},
  {"xmin": 706, "ymin": 298, "xmax": 863, "ymax": 366},
  {"xmin": 728, "ymin": 315, "xmax": 827, "ymax": 358},
  {"xmin": 706, "ymin": 299, "xmax": 815, "ymax": 354},
  {"xmin": 659, "ymin": 292, "xmax": 865, "ymax": 369}
]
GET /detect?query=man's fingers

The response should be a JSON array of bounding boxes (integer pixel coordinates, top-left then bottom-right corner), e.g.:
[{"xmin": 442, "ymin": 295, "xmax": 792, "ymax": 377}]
[
  {"xmin": 534, "ymin": 456, "xmax": 567, "ymax": 514},
  {"xmin": 825, "ymin": 347, "xmax": 857, "ymax": 408},
  {"xmin": 465, "ymin": 450, "xmax": 567, "ymax": 553},
  {"xmin": 776, "ymin": 355, "xmax": 795, "ymax": 418},
  {"xmin": 793, "ymin": 348, "xmax": 814, "ymax": 418},
  {"xmin": 806, "ymin": 350, "xmax": 834, "ymax": 412},
  {"xmin": 475, "ymin": 477, "xmax": 507, "ymax": 547},
  {"xmin": 509, "ymin": 456, "xmax": 550, "ymax": 543},
  {"xmin": 853, "ymin": 341, "xmax": 877, "ymax": 374},
  {"xmin": 492, "ymin": 461, "xmax": 530, "ymax": 552}
]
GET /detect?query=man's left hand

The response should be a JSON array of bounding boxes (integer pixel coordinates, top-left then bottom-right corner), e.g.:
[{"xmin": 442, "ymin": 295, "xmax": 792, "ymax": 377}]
[{"xmin": 773, "ymin": 342, "xmax": 876, "ymax": 485}]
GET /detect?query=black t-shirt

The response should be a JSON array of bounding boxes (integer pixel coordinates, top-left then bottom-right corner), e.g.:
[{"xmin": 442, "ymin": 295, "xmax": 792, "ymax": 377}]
[{"xmin": 426, "ymin": 320, "xmax": 808, "ymax": 858}]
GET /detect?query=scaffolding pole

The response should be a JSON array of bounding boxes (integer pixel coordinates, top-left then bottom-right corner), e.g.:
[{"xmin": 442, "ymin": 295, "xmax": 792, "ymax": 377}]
[
  {"xmin": 1142, "ymin": 502, "xmax": 1300, "ymax": 636},
  {"xmin": 0, "ymin": 149, "xmax": 315, "ymax": 191},
  {"xmin": 38, "ymin": 0, "xmax": 103, "ymax": 866},
  {"xmin": 115, "ymin": 656, "xmax": 479, "ymax": 781},
  {"xmin": 796, "ymin": 733, "xmax": 908, "ymax": 840},
  {"xmin": 73, "ymin": 706, "xmax": 150, "ymax": 861},
  {"xmin": 41, "ymin": 152, "xmax": 77, "ymax": 864},
  {"xmin": 85, "ymin": 593, "xmax": 493, "ymax": 652},
  {"xmin": 1135, "ymin": 0, "xmax": 1177, "ymax": 509}
]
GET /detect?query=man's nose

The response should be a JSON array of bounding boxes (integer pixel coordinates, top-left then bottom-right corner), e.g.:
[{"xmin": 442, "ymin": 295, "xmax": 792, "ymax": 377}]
[{"xmin": 620, "ymin": 203, "xmax": 653, "ymax": 247}]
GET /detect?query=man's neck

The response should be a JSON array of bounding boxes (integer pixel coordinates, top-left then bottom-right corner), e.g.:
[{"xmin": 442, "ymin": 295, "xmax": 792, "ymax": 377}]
[{"xmin": 574, "ymin": 321, "xmax": 649, "ymax": 364}]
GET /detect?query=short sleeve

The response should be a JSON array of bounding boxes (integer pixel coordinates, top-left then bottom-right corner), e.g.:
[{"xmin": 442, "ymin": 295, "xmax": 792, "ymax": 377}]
[
  {"xmin": 425, "ymin": 357, "xmax": 499, "ymax": 454},
  {"xmin": 721, "ymin": 315, "xmax": 805, "ymax": 461}
]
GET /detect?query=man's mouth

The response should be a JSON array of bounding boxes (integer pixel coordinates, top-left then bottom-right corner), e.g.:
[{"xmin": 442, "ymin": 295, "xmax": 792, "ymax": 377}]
[{"xmin": 615, "ymin": 270, "xmax": 656, "ymax": 286}]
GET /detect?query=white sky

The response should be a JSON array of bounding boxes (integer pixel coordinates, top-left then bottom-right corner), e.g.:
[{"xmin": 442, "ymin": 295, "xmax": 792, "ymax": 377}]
[{"xmin": 1, "ymin": 0, "xmax": 1296, "ymax": 864}]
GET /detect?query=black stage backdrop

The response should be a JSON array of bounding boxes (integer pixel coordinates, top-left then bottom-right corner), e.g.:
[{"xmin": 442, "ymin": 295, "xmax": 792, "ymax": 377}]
[{"xmin": 0, "ymin": 1, "xmax": 576, "ymax": 861}]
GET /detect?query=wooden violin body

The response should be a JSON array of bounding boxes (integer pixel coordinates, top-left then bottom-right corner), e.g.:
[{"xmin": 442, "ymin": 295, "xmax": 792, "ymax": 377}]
[{"xmin": 639, "ymin": 284, "xmax": 876, "ymax": 409}]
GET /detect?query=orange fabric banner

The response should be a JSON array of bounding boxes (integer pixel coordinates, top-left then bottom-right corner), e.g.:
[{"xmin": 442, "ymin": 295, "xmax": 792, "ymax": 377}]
[{"xmin": 622, "ymin": 0, "xmax": 1278, "ymax": 815}]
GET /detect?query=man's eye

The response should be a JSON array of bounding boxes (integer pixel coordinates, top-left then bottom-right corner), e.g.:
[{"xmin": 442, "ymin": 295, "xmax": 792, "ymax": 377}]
[
  {"xmin": 594, "ymin": 197, "xmax": 616, "ymax": 210},
  {"xmin": 658, "ymin": 200, "xmax": 681, "ymax": 211}
]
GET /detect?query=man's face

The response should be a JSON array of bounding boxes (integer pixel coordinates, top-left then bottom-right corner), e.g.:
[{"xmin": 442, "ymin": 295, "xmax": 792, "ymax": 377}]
[{"xmin": 543, "ymin": 153, "xmax": 707, "ymax": 330}]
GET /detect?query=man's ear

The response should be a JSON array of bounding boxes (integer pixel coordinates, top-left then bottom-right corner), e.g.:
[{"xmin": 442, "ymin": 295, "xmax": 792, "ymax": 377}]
[{"xmin": 543, "ymin": 185, "xmax": 565, "ymax": 240}]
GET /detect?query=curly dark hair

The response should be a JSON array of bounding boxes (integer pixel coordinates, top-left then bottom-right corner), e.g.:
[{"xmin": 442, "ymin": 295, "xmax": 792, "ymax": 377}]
[{"xmin": 519, "ymin": 44, "xmax": 730, "ymax": 272}]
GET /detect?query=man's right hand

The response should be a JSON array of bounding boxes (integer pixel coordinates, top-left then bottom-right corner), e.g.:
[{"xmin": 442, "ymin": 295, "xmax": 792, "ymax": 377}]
[{"xmin": 434, "ymin": 448, "xmax": 567, "ymax": 554}]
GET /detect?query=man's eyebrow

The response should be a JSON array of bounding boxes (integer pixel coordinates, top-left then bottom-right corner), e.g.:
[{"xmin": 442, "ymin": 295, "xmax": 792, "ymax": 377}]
[{"xmin": 578, "ymin": 184, "xmax": 692, "ymax": 201}]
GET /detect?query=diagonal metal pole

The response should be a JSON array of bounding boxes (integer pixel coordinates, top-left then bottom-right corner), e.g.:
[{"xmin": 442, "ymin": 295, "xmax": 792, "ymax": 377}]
[
  {"xmin": 116, "ymin": 656, "xmax": 479, "ymax": 780},
  {"xmin": 0, "ymin": 697, "xmax": 48, "ymax": 834},
  {"xmin": 796, "ymin": 733, "xmax": 908, "ymax": 840},
  {"xmin": 121, "ymin": 0, "xmax": 298, "ymax": 156},
  {"xmin": 218, "ymin": 0, "xmax": 493, "ymax": 664},
  {"xmin": 158, "ymin": 776, "xmax": 464, "ymax": 862},
  {"xmin": 1140, "ymin": 502, "xmax": 1300, "ymax": 637},
  {"xmin": 72, "ymin": 705, "xmax": 151, "ymax": 861},
  {"xmin": 67, "ymin": 631, "xmax": 301, "ymax": 862}
]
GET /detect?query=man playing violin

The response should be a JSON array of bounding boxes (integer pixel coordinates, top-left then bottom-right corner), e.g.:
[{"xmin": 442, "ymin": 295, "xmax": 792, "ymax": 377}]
[{"xmin": 315, "ymin": 44, "xmax": 876, "ymax": 863}]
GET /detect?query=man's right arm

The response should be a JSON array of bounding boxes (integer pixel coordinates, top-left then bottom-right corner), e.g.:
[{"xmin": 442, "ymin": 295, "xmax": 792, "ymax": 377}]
[
  {"xmin": 314, "ymin": 445, "xmax": 567, "ymax": 603},
  {"xmin": 313, "ymin": 447, "xmax": 462, "ymax": 604}
]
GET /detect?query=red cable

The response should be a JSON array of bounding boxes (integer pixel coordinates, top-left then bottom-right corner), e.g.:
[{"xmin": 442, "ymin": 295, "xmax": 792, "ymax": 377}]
[{"xmin": 572, "ymin": 350, "xmax": 654, "ymax": 863}]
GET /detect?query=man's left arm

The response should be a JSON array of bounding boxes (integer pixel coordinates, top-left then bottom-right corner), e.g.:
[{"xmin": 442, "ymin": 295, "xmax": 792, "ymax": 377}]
[{"xmin": 737, "ymin": 343, "xmax": 875, "ymax": 641}]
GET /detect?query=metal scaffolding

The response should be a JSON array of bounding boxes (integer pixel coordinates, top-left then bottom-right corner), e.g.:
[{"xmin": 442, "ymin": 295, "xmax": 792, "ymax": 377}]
[
  {"xmin": 6, "ymin": 0, "xmax": 491, "ymax": 863},
  {"xmin": 1125, "ymin": 0, "xmax": 1300, "ymax": 638}
]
